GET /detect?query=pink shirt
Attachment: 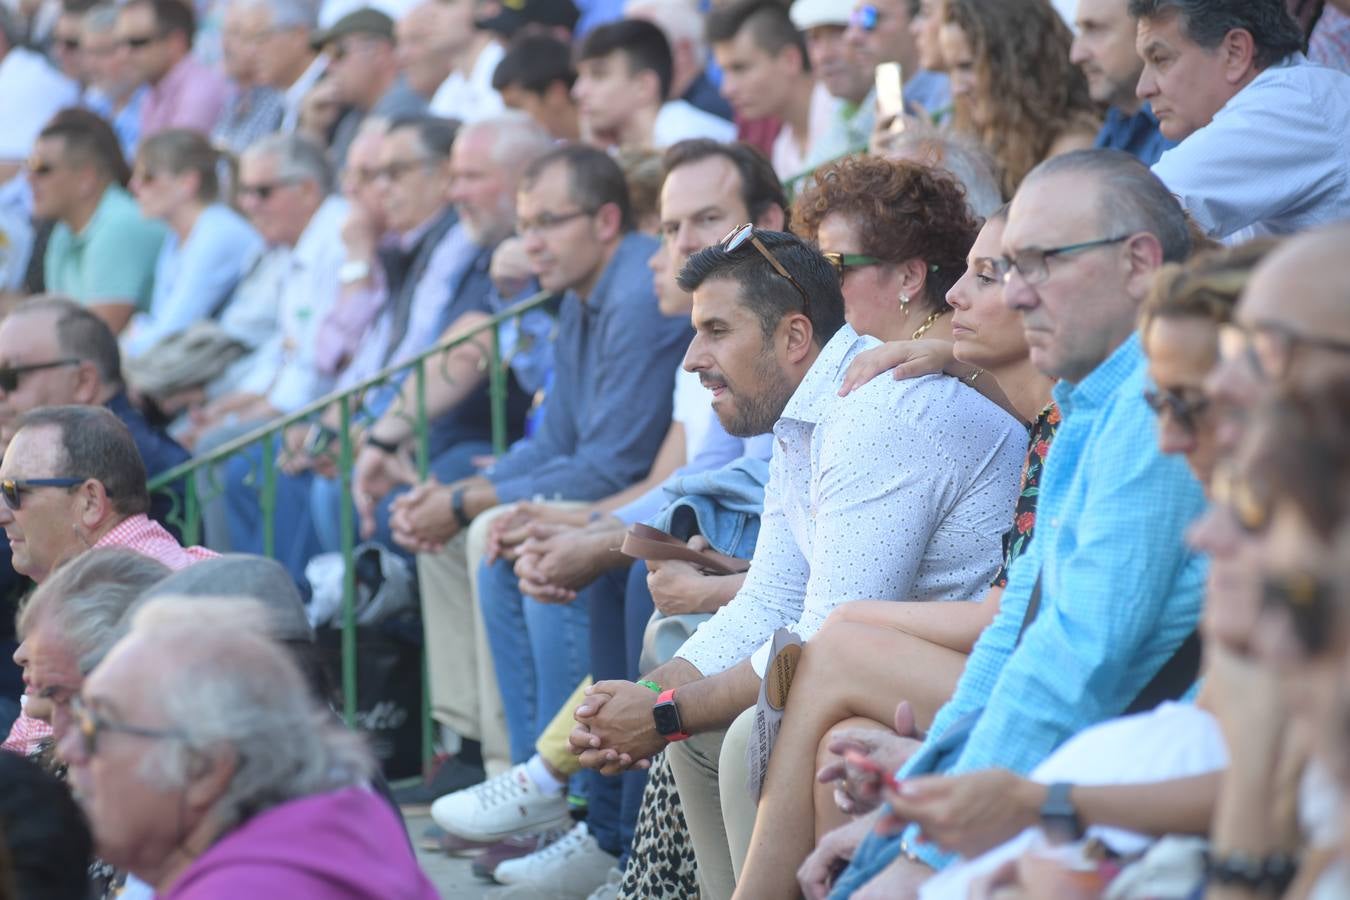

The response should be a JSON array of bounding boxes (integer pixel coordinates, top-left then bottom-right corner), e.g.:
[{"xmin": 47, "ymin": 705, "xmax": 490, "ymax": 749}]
[
  {"xmin": 140, "ymin": 54, "xmax": 229, "ymax": 137},
  {"xmin": 2, "ymin": 519, "xmax": 214, "ymax": 756},
  {"xmin": 93, "ymin": 514, "xmax": 218, "ymax": 570}
]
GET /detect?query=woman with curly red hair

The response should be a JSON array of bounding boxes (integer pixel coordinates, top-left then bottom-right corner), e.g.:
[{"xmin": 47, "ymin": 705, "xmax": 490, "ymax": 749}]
[
  {"xmin": 793, "ymin": 154, "xmax": 981, "ymax": 345},
  {"xmin": 940, "ymin": 0, "xmax": 1100, "ymax": 197}
]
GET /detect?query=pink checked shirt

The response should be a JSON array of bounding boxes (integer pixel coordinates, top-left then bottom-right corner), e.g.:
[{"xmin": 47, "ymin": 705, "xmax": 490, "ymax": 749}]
[
  {"xmin": 1, "ymin": 516, "xmax": 217, "ymax": 756},
  {"xmin": 140, "ymin": 54, "xmax": 229, "ymax": 138}
]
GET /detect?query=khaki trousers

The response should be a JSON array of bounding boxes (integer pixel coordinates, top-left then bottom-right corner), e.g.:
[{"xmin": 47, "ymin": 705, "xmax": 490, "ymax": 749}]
[
  {"xmin": 666, "ymin": 705, "xmax": 758, "ymax": 900},
  {"xmin": 416, "ymin": 505, "xmax": 511, "ymax": 775}
]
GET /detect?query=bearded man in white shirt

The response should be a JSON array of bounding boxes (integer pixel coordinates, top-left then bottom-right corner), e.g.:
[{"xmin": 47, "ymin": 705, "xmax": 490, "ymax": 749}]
[
  {"xmin": 569, "ymin": 229, "xmax": 1027, "ymax": 898},
  {"xmin": 1136, "ymin": 0, "xmax": 1350, "ymax": 242}
]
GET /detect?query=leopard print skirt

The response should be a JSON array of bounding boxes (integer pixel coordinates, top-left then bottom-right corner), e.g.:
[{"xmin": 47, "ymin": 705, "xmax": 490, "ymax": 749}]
[{"xmin": 618, "ymin": 752, "xmax": 700, "ymax": 899}]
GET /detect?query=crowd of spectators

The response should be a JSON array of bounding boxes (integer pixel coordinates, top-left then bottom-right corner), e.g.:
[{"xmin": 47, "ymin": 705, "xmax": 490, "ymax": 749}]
[{"xmin": 0, "ymin": 0, "xmax": 1348, "ymax": 897}]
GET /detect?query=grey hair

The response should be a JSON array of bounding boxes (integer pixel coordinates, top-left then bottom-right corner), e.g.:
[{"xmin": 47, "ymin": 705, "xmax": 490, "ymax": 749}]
[
  {"xmin": 1022, "ymin": 149, "xmax": 1193, "ymax": 263},
  {"xmin": 242, "ymin": 132, "xmax": 334, "ymax": 194},
  {"xmin": 82, "ymin": 4, "xmax": 121, "ymax": 34},
  {"xmin": 17, "ymin": 549, "xmax": 171, "ymax": 673},
  {"xmin": 878, "ymin": 131, "xmax": 1005, "ymax": 219},
  {"xmin": 625, "ymin": 0, "xmax": 708, "ymax": 69},
  {"xmin": 227, "ymin": 0, "xmax": 317, "ymax": 30},
  {"xmin": 473, "ymin": 112, "xmax": 554, "ymax": 174},
  {"xmin": 1128, "ymin": 0, "xmax": 1305, "ymax": 69},
  {"xmin": 130, "ymin": 597, "xmax": 373, "ymax": 830}
]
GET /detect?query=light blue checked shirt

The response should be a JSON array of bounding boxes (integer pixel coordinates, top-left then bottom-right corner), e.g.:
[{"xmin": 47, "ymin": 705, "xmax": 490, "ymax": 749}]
[{"xmin": 895, "ymin": 334, "xmax": 1208, "ymax": 872}]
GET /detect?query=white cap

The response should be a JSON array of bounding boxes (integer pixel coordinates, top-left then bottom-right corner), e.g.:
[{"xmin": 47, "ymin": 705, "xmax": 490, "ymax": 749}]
[{"xmin": 790, "ymin": 0, "xmax": 850, "ymax": 30}]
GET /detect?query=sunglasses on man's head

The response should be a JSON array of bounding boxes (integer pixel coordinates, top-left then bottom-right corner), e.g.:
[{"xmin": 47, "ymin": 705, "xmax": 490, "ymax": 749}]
[
  {"xmin": 851, "ymin": 4, "xmax": 880, "ymax": 31},
  {"xmin": 0, "ymin": 358, "xmax": 80, "ymax": 392},
  {"xmin": 720, "ymin": 223, "xmax": 811, "ymax": 308},
  {"xmin": 0, "ymin": 478, "xmax": 87, "ymax": 511}
]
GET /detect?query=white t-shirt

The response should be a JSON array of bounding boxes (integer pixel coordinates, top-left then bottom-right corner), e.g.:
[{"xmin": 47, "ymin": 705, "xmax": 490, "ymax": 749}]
[
  {"xmin": 652, "ymin": 99, "xmax": 737, "ymax": 148},
  {"xmin": 430, "ymin": 41, "xmax": 506, "ymax": 124},
  {"xmin": 921, "ymin": 702, "xmax": 1229, "ymax": 899}
]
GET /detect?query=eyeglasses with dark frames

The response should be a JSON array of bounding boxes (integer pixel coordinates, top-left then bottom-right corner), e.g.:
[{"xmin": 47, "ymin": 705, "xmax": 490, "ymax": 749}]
[
  {"xmin": 0, "ymin": 358, "xmax": 81, "ymax": 392},
  {"xmin": 69, "ymin": 695, "xmax": 187, "ymax": 757},
  {"xmin": 996, "ymin": 234, "xmax": 1133, "ymax": 286},
  {"xmin": 121, "ymin": 33, "xmax": 161, "ymax": 49},
  {"xmin": 1, "ymin": 478, "xmax": 88, "ymax": 511},
  {"xmin": 720, "ymin": 223, "xmax": 811, "ymax": 308},
  {"xmin": 375, "ymin": 157, "xmax": 435, "ymax": 182},
  {"xmin": 1143, "ymin": 386, "xmax": 1210, "ymax": 435}
]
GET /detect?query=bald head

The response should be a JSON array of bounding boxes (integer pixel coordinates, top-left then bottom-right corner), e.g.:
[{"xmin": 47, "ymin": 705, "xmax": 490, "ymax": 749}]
[{"xmin": 1241, "ymin": 224, "xmax": 1350, "ymax": 347}]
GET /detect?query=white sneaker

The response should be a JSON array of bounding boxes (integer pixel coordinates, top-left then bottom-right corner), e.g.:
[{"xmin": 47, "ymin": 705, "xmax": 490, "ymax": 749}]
[
  {"xmin": 585, "ymin": 865, "xmax": 623, "ymax": 900},
  {"xmin": 430, "ymin": 763, "xmax": 569, "ymax": 841},
  {"xmin": 493, "ymin": 822, "xmax": 618, "ymax": 898}
]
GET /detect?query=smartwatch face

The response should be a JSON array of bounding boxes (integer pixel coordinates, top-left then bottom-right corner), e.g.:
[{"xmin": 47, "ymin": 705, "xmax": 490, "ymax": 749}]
[{"xmin": 652, "ymin": 700, "xmax": 682, "ymax": 736}]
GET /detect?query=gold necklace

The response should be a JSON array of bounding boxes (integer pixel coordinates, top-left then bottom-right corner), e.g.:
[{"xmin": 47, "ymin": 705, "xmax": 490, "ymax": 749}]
[{"xmin": 912, "ymin": 308, "xmax": 947, "ymax": 340}]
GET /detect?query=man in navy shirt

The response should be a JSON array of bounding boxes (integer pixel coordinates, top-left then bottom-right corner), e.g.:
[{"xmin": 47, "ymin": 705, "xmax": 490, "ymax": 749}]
[{"xmin": 1071, "ymin": 0, "xmax": 1173, "ymax": 164}]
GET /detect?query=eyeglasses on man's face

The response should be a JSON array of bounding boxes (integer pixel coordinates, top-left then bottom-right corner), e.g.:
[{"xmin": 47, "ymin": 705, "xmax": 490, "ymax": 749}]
[
  {"xmin": 376, "ymin": 157, "xmax": 434, "ymax": 183},
  {"xmin": 0, "ymin": 358, "xmax": 81, "ymax": 392},
  {"xmin": 995, "ymin": 234, "xmax": 1132, "ymax": 286},
  {"xmin": 0, "ymin": 478, "xmax": 88, "ymax": 511},
  {"xmin": 1143, "ymin": 386, "xmax": 1210, "ymax": 435},
  {"xmin": 1218, "ymin": 320, "xmax": 1350, "ymax": 382},
  {"xmin": 68, "ymin": 695, "xmax": 187, "ymax": 757},
  {"xmin": 720, "ymin": 223, "xmax": 811, "ymax": 309},
  {"xmin": 237, "ymin": 178, "xmax": 303, "ymax": 202},
  {"xmin": 516, "ymin": 208, "xmax": 594, "ymax": 239}
]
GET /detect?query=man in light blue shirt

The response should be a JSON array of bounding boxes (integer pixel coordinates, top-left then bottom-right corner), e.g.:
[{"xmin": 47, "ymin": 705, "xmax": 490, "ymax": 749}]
[
  {"xmin": 1136, "ymin": 0, "xmax": 1350, "ymax": 242},
  {"xmin": 830, "ymin": 149, "xmax": 1209, "ymax": 897}
]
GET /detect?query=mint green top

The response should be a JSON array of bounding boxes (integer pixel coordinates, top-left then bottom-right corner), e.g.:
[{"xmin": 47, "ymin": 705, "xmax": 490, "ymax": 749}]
[{"xmin": 44, "ymin": 184, "xmax": 165, "ymax": 310}]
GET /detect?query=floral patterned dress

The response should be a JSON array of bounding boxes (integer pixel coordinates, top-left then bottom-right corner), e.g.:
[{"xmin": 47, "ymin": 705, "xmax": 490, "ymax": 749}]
[{"xmin": 993, "ymin": 402, "xmax": 1061, "ymax": 587}]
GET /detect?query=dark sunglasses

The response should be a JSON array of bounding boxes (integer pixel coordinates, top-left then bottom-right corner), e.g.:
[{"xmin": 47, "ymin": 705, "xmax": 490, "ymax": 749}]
[
  {"xmin": 237, "ymin": 179, "xmax": 300, "ymax": 201},
  {"xmin": 1143, "ymin": 386, "xmax": 1210, "ymax": 434},
  {"xmin": 0, "ymin": 358, "xmax": 80, "ymax": 392},
  {"xmin": 1, "ymin": 477, "xmax": 87, "ymax": 511},
  {"xmin": 1262, "ymin": 570, "xmax": 1338, "ymax": 658},
  {"xmin": 720, "ymin": 223, "xmax": 811, "ymax": 308},
  {"xmin": 69, "ymin": 695, "xmax": 186, "ymax": 756},
  {"xmin": 122, "ymin": 33, "xmax": 160, "ymax": 49},
  {"xmin": 57, "ymin": 37, "xmax": 81, "ymax": 51}
]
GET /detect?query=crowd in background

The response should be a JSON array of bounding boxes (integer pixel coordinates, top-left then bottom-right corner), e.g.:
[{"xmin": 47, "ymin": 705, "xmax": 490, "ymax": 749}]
[{"xmin": 0, "ymin": 0, "xmax": 1349, "ymax": 897}]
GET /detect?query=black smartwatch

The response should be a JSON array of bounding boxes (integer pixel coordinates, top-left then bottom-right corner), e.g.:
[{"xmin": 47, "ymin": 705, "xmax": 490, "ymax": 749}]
[
  {"xmin": 449, "ymin": 486, "xmax": 471, "ymax": 529},
  {"xmin": 1040, "ymin": 782, "xmax": 1084, "ymax": 845},
  {"xmin": 652, "ymin": 689, "xmax": 690, "ymax": 741}
]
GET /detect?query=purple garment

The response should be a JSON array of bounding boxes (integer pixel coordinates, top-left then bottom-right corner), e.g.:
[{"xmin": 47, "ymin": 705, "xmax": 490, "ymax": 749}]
[
  {"xmin": 161, "ymin": 786, "xmax": 437, "ymax": 899},
  {"xmin": 140, "ymin": 54, "xmax": 229, "ymax": 137}
]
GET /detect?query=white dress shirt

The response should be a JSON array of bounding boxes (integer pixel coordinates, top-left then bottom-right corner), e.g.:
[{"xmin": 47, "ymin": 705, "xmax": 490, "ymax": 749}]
[
  {"xmin": 0, "ymin": 46, "xmax": 79, "ymax": 161},
  {"xmin": 771, "ymin": 81, "xmax": 840, "ymax": 182},
  {"xmin": 215, "ymin": 195, "xmax": 348, "ymax": 412},
  {"xmin": 1152, "ymin": 54, "xmax": 1350, "ymax": 243},
  {"xmin": 430, "ymin": 41, "xmax": 505, "ymax": 124},
  {"xmin": 676, "ymin": 324, "xmax": 1027, "ymax": 678}
]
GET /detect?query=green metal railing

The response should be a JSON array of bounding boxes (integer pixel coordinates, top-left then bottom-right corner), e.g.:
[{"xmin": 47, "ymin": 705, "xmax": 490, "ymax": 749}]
[{"xmin": 147, "ymin": 290, "xmax": 553, "ymax": 763}]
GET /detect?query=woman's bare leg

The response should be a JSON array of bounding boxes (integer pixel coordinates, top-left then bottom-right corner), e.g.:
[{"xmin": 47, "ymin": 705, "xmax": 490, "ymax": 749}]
[{"xmin": 732, "ymin": 620, "xmax": 966, "ymax": 899}]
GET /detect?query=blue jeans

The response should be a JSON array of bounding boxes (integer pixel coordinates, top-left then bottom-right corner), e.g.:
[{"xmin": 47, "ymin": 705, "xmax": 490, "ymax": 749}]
[
  {"xmin": 220, "ymin": 437, "xmax": 324, "ymax": 584},
  {"xmin": 478, "ymin": 556, "xmax": 592, "ymax": 765},
  {"xmin": 582, "ymin": 561, "xmax": 656, "ymax": 863},
  {"xmin": 308, "ymin": 439, "xmax": 492, "ymax": 554}
]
